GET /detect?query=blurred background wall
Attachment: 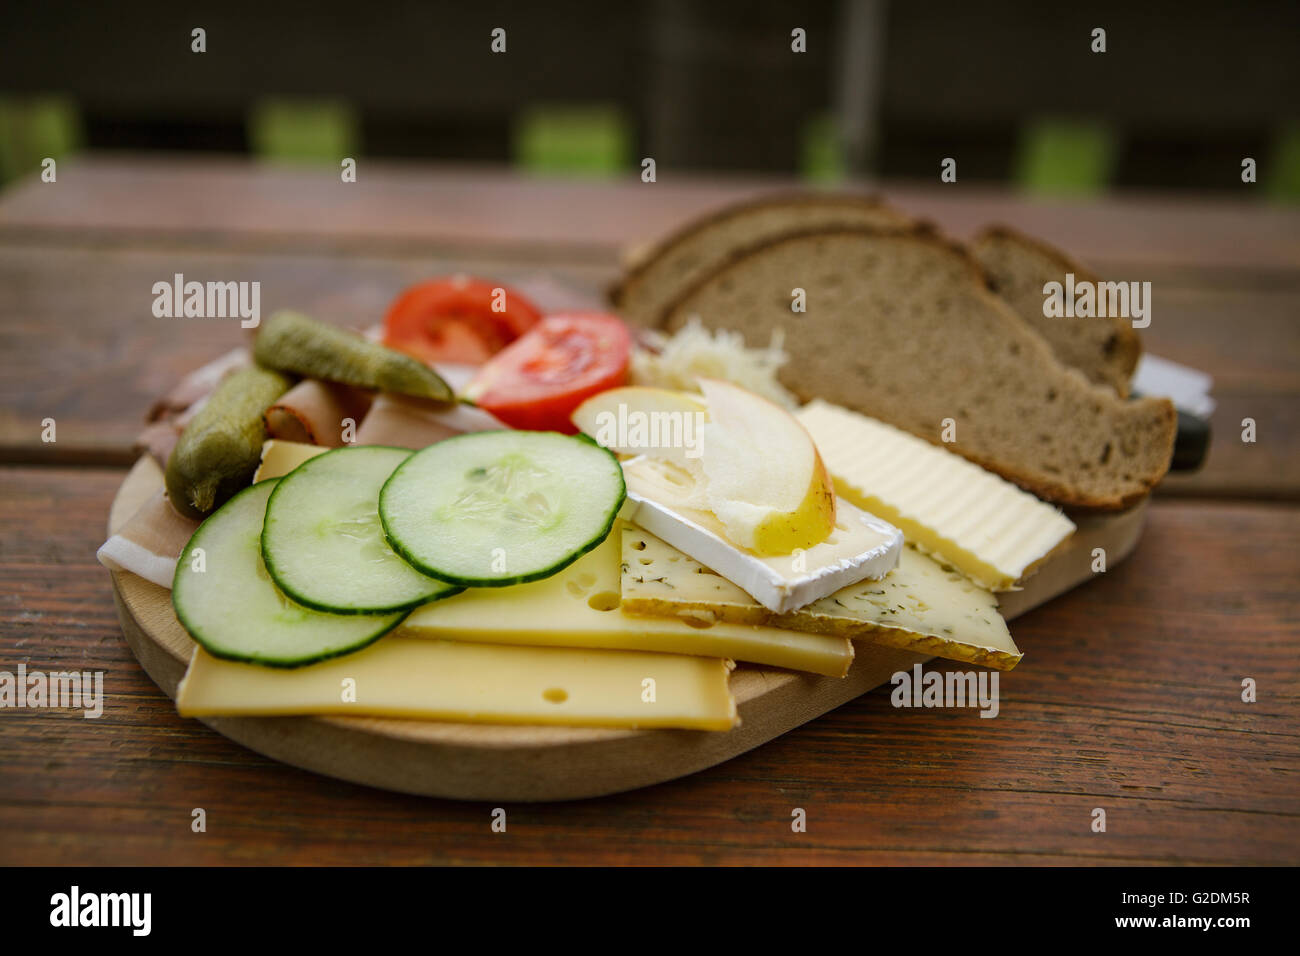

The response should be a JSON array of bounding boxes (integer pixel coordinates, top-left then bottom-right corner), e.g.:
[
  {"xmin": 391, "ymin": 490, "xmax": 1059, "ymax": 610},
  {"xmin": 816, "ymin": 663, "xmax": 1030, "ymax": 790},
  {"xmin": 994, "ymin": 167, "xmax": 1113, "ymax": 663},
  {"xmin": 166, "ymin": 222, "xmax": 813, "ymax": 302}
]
[{"xmin": 1, "ymin": 0, "xmax": 1297, "ymax": 198}]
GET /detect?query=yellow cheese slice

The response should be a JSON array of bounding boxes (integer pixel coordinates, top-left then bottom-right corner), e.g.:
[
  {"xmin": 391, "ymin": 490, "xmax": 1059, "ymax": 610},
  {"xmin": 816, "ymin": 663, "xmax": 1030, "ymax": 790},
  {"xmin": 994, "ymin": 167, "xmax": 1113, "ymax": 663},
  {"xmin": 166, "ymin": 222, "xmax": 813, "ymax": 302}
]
[
  {"xmin": 253, "ymin": 439, "xmax": 329, "ymax": 482},
  {"xmin": 621, "ymin": 526, "xmax": 1021, "ymax": 671},
  {"xmin": 398, "ymin": 525, "xmax": 853, "ymax": 677},
  {"xmin": 177, "ymin": 637, "xmax": 738, "ymax": 730},
  {"xmin": 796, "ymin": 400, "xmax": 1075, "ymax": 590}
]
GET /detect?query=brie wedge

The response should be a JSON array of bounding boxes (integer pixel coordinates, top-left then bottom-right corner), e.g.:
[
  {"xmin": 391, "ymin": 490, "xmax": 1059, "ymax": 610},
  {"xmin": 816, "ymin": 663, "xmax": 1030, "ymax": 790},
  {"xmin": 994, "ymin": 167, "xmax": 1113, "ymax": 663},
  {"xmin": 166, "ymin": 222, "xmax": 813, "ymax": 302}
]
[{"xmin": 622, "ymin": 456, "xmax": 902, "ymax": 613}]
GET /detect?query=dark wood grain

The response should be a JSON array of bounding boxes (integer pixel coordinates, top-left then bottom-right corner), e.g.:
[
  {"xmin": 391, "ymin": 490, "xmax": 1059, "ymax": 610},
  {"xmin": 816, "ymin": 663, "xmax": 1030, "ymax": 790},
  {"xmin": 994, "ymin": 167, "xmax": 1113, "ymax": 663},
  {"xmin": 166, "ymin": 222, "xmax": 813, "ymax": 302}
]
[
  {"xmin": 3, "ymin": 157, "xmax": 1299, "ymax": 272},
  {"xmin": 1, "ymin": 467, "xmax": 1295, "ymax": 865},
  {"xmin": 1141, "ymin": 280, "xmax": 1300, "ymax": 501}
]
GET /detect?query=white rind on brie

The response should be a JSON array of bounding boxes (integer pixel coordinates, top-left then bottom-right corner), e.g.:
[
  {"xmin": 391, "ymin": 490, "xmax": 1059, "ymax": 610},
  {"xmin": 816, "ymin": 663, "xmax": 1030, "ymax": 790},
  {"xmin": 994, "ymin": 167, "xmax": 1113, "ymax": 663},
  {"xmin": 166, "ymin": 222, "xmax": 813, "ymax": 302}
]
[{"xmin": 623, "ymin": 456, "xmax": 903, "ymax": 613}]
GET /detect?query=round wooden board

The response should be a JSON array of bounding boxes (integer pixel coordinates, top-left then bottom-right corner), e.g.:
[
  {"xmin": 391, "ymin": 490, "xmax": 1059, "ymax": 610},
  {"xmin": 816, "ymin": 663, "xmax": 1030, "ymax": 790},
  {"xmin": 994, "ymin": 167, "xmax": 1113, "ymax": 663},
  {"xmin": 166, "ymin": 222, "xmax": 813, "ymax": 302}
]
[{"xmin": 108, "ymin": 455, "xmax": 1147, "ymax": 801}]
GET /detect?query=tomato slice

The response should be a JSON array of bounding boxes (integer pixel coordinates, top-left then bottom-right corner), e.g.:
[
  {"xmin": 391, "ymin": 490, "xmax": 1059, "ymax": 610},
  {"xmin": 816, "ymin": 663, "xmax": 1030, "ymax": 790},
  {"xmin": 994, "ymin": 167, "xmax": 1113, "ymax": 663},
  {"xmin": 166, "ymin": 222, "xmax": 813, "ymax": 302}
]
[
  {"xmin": 464, "ymin": 313, "xmax": 631, "ymax": 433},
  {"xmin": 381, "ymin": 276, "xmax": 541, "ymax": 365}
]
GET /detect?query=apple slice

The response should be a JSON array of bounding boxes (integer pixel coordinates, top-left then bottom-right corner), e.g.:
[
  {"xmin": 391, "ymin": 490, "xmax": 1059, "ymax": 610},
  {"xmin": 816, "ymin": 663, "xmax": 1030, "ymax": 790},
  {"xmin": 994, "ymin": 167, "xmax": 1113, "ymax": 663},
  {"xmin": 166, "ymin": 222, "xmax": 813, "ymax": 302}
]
[
  {"xmin": 575, "ymin": 381, "xmax": 836, "ymax": 555},
  {"xmin": 697, "ymin": 378, "xmax": 836, "ymax": 555},
  {"xmin": 572, "ymin": 386, "xmax": 708, "ymax": 467}
]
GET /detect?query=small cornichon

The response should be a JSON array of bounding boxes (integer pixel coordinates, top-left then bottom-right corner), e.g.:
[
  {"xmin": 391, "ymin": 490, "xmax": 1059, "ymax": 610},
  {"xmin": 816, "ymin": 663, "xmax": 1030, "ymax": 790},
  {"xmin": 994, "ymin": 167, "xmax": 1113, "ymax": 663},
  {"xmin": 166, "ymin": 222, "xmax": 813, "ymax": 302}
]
[
  {"xmin": 164, "ymin": 365, "xmax": 292, "ymax": 519},
  {"xmin": 254, "ymin": 311, "xmax": 453, "ymax": 403}
]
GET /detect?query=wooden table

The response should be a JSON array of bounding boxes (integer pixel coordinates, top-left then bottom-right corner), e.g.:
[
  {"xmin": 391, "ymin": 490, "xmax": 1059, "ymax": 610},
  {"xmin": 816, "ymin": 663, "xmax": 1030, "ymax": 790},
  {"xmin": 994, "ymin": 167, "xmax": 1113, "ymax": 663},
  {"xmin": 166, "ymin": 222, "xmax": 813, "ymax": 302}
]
[{"xmin": 2, "ymin": 155, "xmax": 1297, "ymax": 865}]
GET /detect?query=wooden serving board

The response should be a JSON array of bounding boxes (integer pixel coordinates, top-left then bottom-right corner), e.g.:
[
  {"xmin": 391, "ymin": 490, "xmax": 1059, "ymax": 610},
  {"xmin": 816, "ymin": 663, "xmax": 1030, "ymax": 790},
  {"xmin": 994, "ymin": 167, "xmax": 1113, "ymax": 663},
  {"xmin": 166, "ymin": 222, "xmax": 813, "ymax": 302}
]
[{"xmin": 108, "ymin": 455, "xmax": 1148, "ymax": 801}]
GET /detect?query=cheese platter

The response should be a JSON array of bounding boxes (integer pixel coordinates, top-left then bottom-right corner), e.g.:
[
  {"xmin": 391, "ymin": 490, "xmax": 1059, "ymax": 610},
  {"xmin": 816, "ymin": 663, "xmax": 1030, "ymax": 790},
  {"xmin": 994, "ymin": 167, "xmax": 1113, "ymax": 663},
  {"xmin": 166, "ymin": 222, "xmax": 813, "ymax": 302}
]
[
  {"xmin": 109, "ymin": 452, "xmax": 1147, "ymax": 800},
  {"xmin": 99, "ymin": 197, "xmax": 1180, "ymax": 802}
]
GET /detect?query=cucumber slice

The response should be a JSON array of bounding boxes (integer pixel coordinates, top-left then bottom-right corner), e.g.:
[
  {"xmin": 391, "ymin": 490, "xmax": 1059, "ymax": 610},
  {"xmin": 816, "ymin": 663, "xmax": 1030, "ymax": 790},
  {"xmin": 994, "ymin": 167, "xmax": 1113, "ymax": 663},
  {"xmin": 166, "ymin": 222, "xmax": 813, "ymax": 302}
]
[
  {"xmin": 261, "ymin": 446, "xmax": 463, "ymax": 613},
  {"xmin": 173, "ymin": 480, "xmax": 406, "ymax": 667},
  {"xmin": 379, "ymin": 431, "xmax": 626, "ymax": 587}
]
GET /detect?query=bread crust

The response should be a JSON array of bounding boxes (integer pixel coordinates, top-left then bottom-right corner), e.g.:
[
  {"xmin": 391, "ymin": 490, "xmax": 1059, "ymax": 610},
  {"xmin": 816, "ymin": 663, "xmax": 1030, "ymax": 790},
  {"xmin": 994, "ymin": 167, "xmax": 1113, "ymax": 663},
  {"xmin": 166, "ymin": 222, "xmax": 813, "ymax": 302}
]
[
  {"xmin": 661, "ymin": 220, "xmax": 990, "ymax": 317},
  {"xmin": 658, "ymin": 223, "xmax": 1175, "ymax": 511},
  {"xmin": 972, "ymin": 224, "xmax": 1143, "ymax": 392},
  {"xmin": 610, "ymin": 191, "xmax": 912, "ymax": 313}
]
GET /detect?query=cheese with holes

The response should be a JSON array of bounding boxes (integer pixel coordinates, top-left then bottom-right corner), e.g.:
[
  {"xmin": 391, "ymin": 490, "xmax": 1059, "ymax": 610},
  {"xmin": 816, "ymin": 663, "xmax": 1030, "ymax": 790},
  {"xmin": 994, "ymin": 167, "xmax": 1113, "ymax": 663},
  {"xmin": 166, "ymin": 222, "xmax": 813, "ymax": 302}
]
[
  {"xmin": 621, "ymin": 457, "xmax": 902, "ymax": 613},
  {"xmin": 398, "ymin": 525, "xmax": 853, "ymax": 676},
  {"xmin": 621, "ymin": 526, "xmax": 1021, "ymax": 670},
  {"xmin": 177, "ymin": 637, "xmax": 738, "ymax": 730},
  {"xmin": 796, "ymin": 400, "xmax": 1075, "ymax": 590},
  {"xmin": 253, "ymin": 439, "xmax": 329, "ymax": 482}
]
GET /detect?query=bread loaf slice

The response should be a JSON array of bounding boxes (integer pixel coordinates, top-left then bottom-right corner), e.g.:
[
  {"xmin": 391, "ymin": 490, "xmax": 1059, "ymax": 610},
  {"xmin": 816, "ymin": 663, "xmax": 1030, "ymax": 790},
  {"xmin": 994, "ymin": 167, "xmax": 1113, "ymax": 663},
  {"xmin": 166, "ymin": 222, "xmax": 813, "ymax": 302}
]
[
  {"xmin": 661, "ymin": 226, "xmax": 1176, "ymax": 510},
  {"xmin": 611, "ymin": 193, "xmax": 912, "ymax": 326},
  {"xmin": 971, "ymin": 225, "xmax": 1141, "ymax": 396}
]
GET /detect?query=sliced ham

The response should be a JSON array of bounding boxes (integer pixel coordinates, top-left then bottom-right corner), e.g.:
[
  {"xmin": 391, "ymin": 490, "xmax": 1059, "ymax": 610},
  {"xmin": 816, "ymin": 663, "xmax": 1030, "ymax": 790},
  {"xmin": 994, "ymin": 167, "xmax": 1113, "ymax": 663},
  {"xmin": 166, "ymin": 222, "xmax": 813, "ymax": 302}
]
[
  {"xmin": 146, "ymin": 347, "xmax": 250, "ymax": 422},
  {"xmin": 134, "ymin": 420, "xmax": 182, "ymax": 467},
  {"xmin": 264, "ymin": 380, "xmax": 373, "ymax": 447},
  {"xmin": 431, "ymin": 362, "xmax": 479, "ymax": 393},
  {"xmin": 96, "ymin": 489, "xmax": 199, "ymax": 589},
  {"xmin": 425, "ymin": 400, "xmax": 509, "ymax": 434},
  {"xmin": 353, "ymin": 393, "xmax": 483, "ymax": 448},
  {"xmin": 134, "ymin": 392, "xmax": 219, "ymax": 465},
  {"xmin": 137, "ymin": 347, "xmax": 253, "ymax": 466}
]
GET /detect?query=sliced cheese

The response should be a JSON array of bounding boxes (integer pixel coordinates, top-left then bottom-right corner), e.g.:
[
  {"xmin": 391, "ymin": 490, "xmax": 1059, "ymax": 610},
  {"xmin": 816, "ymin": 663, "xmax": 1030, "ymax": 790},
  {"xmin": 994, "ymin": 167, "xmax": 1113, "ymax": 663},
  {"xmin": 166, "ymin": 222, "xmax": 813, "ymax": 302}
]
[
  {"xmin": 253, "ymin": 439, "xmax": 329, "ymax": 482},
  {"xmin": 796, "ymin": 400, "xmax": 1075, "ymax": 590},
  {"xmin": 621, "ymin": 526, "xmax": 1021, "ymax": 671},
  {"xmin": 177, "ymin": 637, "xmax": 738, "ymax": 730},
  {"xmin": 398, "ymin": 525, "xmax": 853, "ymax": 677},
  {"xmin": 622, "ymin": 456, "xmax": 902, "ymax": 613}
]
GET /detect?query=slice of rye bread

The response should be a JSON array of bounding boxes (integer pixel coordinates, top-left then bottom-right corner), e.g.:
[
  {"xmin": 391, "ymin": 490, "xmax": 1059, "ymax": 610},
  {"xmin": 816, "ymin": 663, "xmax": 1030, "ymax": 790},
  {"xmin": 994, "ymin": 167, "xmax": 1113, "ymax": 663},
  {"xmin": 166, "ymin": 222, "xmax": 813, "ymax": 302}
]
[
  {"xmin": 971, "ymin": 225, "xmax": 1142, "ymax": 396},
  {"xmin": 660, "ymin": 225, "xmax": 1177, "ymax": 510},
  {"xmin": 610, "ymin": 192, "xmax": 914, "ymax": 326}
]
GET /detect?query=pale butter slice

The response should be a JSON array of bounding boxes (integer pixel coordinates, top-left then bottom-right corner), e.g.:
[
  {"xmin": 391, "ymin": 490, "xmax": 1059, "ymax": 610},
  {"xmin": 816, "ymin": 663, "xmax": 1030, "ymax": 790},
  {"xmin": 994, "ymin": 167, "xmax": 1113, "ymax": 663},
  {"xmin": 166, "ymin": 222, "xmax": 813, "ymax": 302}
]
[
  {"xmin": 177, "ymin": 637, "xmax": 737, "ymax": 730},
  {"xmin": 622, "ymin": 527, "xmax": 1021, "ymax": 671},
  {"xmin": 797, "ymin": 400, "xmax": 1075, "ymax": 591},
  {"xmin": 622, "ymin": 457, "xmax": 902, "ymax": 613},
  {"xmin": 399, "ymin": 527, "xmax": 853, "ymax": 677}
]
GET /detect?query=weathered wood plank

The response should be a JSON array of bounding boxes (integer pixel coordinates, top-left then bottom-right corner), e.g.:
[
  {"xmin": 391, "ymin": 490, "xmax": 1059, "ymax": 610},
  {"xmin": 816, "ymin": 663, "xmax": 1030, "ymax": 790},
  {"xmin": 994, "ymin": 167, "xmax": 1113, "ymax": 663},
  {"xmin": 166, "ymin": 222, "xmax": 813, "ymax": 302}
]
[
  {"xmin": 1, "ymin": 466, "xmax": 1295, "ymax": 864},
  {"xmin": 2, "ymin": 158, "xmax": 1297, "ymax": 273}
]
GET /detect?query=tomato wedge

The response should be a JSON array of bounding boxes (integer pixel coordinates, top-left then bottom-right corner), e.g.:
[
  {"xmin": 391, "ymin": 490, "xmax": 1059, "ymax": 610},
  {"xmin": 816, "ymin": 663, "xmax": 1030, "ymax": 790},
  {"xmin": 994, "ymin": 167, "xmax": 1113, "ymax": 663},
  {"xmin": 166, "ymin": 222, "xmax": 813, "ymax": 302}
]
[
  {"xmin": 382, "ymin": 276, "xmax": 541, "ymax": 365},
  {"xmin": 464, "ymin": 313, "xmax": 631, "ymax": 433}
]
